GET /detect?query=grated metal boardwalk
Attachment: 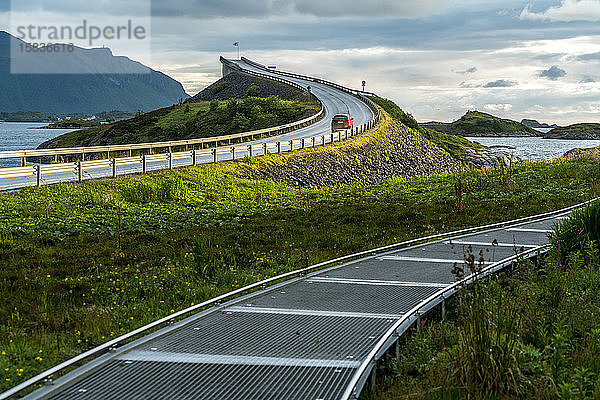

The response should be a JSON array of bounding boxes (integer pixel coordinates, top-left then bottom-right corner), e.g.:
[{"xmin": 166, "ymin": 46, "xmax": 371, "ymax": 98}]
[{"xmin": 16, "ymin": 214, "xmax": 567, "ymax": 400}]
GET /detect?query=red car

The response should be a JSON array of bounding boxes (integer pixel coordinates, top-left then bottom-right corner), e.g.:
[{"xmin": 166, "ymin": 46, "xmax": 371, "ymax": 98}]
[{"xmin": 331, "ymin": 114, "xmax": 354, "ymax": 132}]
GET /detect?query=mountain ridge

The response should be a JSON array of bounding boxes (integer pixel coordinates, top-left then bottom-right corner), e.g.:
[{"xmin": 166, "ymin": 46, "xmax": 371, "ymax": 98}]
[{"xmin": 0, "ymin": 31, "xmax": 189, "ymax": 113}]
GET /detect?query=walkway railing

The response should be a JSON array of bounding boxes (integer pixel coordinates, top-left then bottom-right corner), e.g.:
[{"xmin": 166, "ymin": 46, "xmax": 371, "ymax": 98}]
[{"xmin": 1, "ymin": 198, "xmax": 594, "ymax": 400}]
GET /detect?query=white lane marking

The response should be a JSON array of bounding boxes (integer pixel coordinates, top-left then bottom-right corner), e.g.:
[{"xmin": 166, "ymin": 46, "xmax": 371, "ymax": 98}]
[
  {"xmin": 225, "ymin": 306, "xmax": 403, "ymax": 320},
  {"xmin": 308, "ymin": 277, "xmax": 448, "ymax": 288},
  {"xmin": 445, "ymin": 241, "xmax": 539, "ymax": 249},
  {"xmin": 506, "ymin": 228, "xmax": 553, "ymax": 233},
  {"xmin": 377, "ymin": 256, "xmax": 470, "ymax": 263},
  {"xmin": 119, "ymin": 351, "xmax": 361, "ymax": 369}
]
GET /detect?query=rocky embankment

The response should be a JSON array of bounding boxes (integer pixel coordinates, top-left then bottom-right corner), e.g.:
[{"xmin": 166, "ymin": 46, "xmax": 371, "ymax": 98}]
[
  {"xmin": 187, "ymin": 71, "xmax": 305, "ymax": 102},
  {"xmin": 462, "ymin": 147, "xmax": 521, "ymax": 167},
  {"xmin": 240, "ymin": 116, "xmax": 462, "ymax": 188}
]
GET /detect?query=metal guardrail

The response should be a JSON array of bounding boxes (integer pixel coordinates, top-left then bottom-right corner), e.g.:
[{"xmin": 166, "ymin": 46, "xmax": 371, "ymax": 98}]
[
  {"xmin": 238, "ymin": 57, "xmax": 381, "ymax": 121},
  {"xmin": 0, "ymin": 120, "xmax": 379, "ymax": 189},
  {"xmin": 1, "ymin": 197, "xmax": 595, "ymax": 399},
  {"xmin": 0, "ymin": 57, "xmax": 383, "ymax": 189}
]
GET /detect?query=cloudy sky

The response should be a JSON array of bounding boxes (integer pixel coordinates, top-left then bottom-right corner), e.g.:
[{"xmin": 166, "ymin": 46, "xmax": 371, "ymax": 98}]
[{"xmin": 2, "ymin": 0, "xmax": 600, "ymax": 124}]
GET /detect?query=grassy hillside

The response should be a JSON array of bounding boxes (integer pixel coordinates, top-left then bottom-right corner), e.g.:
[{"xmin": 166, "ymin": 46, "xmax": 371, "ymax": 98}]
[
  {"xmin": 424, "ymin": 111, "xmax": 539, "ymax": 137},
  {"xmin": 1, "ymin": 145, "xmax": 600, "ymax": 391},
  {"xmin": 368, "ymin": 96, "xmax": 484, "ymax": 159},
  {"xmin": 546, "ymin": 123, "xmax": 600, "ymax": 139},
  {"xmin": 39, "ymin": 97, "xmax": 316, "ymax": 148},
  {"xmin": 373, "ymin": 201, "xmax": 600, "ymax": 399}
]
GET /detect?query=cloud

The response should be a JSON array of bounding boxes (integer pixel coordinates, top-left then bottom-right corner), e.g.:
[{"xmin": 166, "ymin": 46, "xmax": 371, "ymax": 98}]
[
  {"xmin": 483, "ymin": 103, "xmax": 513, "ymax": 112},
  {"xmin": 484, "ymin": 79, "xmax": 517, "ymax": 87},
  {"xmin": 577, "ymin": 52, "xmax": 600, "ymax": 60},
  {"xmin": 459, "ymin": 81, "xmax": 481, "ymax": 88},
  {"xmin": 456, "ymin": 66, "xmax": 477, "ymax": 74},
  {"xmin": 539, "ymin": 65, "xmax": 567, "ymax": 80},
  {"xmin": 151, "ymin": 0, "xmax": 450, "ymax": 19},
  {"xmin": 520, "ymin": 0, "xmax": 600, "ymax": 22},
  {"xmin": 580, "ymin": 76, "xmax": 596, "ymax": 83}
]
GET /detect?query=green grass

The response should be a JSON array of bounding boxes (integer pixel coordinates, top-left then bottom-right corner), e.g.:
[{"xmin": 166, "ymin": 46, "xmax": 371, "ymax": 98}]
[
  {"xmin": 370, "ymin": 201, "xmax": 600, "ymax": 400},
  {"xmin": 40, "ymin": 96, "xmax": 316, "ymax": 148},
  {"xmin": 1, "ymin": 150, "xmax": 600, "ymax": 391},
  {"xmin": 548, "ymin": 123, "xmax": 600, "ymax": 136},
  {"xmin": 368, "ymin": 96, "xmax": 485, "ymax": 159}
]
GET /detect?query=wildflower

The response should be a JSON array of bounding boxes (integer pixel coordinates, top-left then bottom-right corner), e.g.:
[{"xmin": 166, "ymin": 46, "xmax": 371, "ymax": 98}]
[{"xmin": 35, "ymin": 356, "xmax": 43, "ymax": 362}]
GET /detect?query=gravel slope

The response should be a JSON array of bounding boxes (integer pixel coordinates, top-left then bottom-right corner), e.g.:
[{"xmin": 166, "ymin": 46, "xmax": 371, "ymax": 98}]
[
  {"xmin": 239, "ymin": 113, "xmax": 462, "ymax": 188},
  {"xmin": 187, "ymin": 71, "xmax": 306, "ymax": 102}
]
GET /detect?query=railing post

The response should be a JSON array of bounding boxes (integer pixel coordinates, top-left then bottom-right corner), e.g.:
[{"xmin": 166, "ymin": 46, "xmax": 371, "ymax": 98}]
[
  {"xmin": 330, "ymin": 133, "xmax": 334, "ymax": 143},
  {"xmin": 302, "ymin": 138, "xmax": 305, "ymax": 148},
  {"xmin": 128, "ymin": 148, "xmax": 132, "ymax": 157},
  {"xmin": 262, "ymin": 143, "xmax": 267, "ymax": 155},
  {"xmin": 231, "ymin": 147, "xmax": 235, "ymax": 160},
  {"xmin": 168, "ymin": 152, "xmax": 173, "ymax": 169},
  {"xmin": 289, "ymin": 140, "xmax": 293, "ymax": 151},
  {"xmin": 441, "ymin": 297, "xmax": 446, "ymax": 321},
  {"xmin": 277, "ymin": 142, "xmax": 281, "ymax": 153},
  {"xmin": 77, "ymin": 161, "xmax": 82, "ymax": 182},
  {"xmin": 192, "ymin": 150, "xmax": 197, "ymax": 165},
  {"xmin": 82, "ymin": 151, "xmax": 85, "ymax": 162},
  {"xmin": 248, "ymin": 144, "xmax": 253, "ymax": 157},
  {"xmin": 35, "ymin": 165, "xmax": 41, "ymax": 187},
  {"xmin": 312, "ymin": 137, "xmax": 316, "ymax": 147},
  {"xmin": 212, "ymin": 148, "xmax": 217, "ymax": 163},
  {"xmin": 142, "ymin": 155, "xmax": 147, "ymax": 174},
  {"xmin": 322, "ymin": 135, "xmax": 326, "ymax": 146},
  {"xmin": 22, "ymin": 157, "xmax": 26, "ymax": 167},
  {"xmin": 112, "ymin": 159, "xmax": 117, "ymax": 178}
]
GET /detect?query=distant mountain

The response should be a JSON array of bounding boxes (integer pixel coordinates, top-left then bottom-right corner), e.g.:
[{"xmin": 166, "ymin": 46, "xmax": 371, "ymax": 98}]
[
  {"xmin": 421, "ymin": 111, "xmax": 540, "ymax": 137},
  {"xmin": 0, "ymin": 31, "xmax": 189, "ymax": 113},
  {"xmin": 544, "ymin": 123, "xmax": 600, "ymax": 140},
  {"xmin": 521, "ymin": 119, "xmax": 558, "ymax": 129}
]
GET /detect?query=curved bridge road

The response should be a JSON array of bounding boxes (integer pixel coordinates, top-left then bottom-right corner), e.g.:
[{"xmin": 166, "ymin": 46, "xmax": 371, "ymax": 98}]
[
  {"xmin": 0, "ymin": 58, "xmax": 374, "ymax": 191},
  {"xmin": 5, "ymin": 208, "xmax": 574, "ymax": 400}
]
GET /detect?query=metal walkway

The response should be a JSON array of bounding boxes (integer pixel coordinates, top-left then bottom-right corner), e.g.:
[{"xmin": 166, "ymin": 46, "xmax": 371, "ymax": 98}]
[{"xmin": 5, "ymin": 209, "xmax": 575, "ymax": 400}]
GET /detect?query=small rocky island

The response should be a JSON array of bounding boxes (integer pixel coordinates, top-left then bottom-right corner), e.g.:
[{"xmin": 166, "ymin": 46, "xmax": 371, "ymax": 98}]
[
  {"xmin": 544, "ymin": 123, "xmax": 600, "ymax": 140},
  {"xmin": 421, "ymin": 111, "xmax": 540, "ymax": 137}
]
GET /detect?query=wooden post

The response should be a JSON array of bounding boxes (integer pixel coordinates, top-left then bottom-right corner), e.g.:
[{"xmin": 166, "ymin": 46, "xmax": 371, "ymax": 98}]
[
  {"xmin": 289, "ymin": 140, "xmax": 293, "ymax": 151},
  {"xmin": 312, "ymin": 137, "xmax": 316, "ymax": 147},
  {"xmin": 231, "ymin": 147, "xmax": 235, "ymax": 160},
  {"xmin": 248, "ymin": 144, "xmax": 253, "ymax": 157},
  {"xmin": 128, "ymin": 148, "xmax": 132, "ymax": 157},
  {"xmin": 302, "ymin": 138, "xmax": 305, "ymax": 148},
  {"xmin": 77, "ymin": 161, "xmax": 82, "ymax": 182},
  {"xmin": 168, "ymin": 152, "xmax": 173, "ymax": 169},
  {"xmin": 192, "ymin": 150, "xmax": 197, "ymax": 166},
  {"xmin": 142, "ymin": 155, "xmax": 147, "ymax": 174},
  {"xmin": 112, "ymin": 159, "xmax": 117, "ymax": 178},
  {"xmin": 212, "ymin": 148, "xmax": 217, "ymax": 163},
  {"xmin": 35, "ymin": 165, "xmax": 41, "ymax": 187},
  {"xmin": 277, "ymin": 142, "xmax": 281, "ymax": 153},
  {"xmin": 22, "ymin": 157, "xmax": 26, "ymax": 167}
]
